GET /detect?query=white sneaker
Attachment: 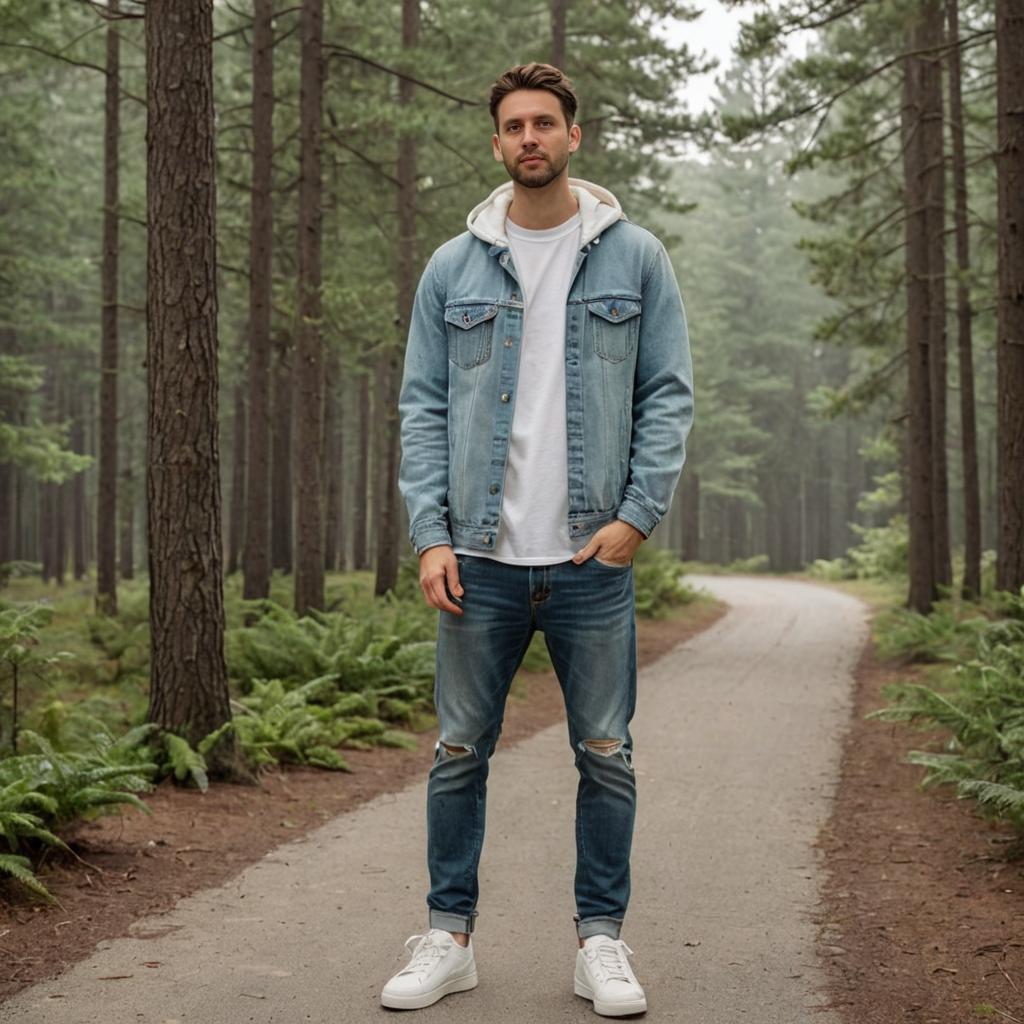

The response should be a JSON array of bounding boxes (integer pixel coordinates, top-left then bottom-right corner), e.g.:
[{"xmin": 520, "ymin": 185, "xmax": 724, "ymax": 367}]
[
  {"xmin": 574, "ymin": 935, "xmax": 648, "ymax": 1017},
  {"xmin": 380, "ymin": 928, "xmax": 478, "ymax": 1009}
]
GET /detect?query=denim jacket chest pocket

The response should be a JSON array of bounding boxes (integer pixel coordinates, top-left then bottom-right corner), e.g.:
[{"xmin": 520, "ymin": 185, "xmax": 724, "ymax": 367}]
[
  {"xmin": 444, "ymin": 303, "xmax": 498, "ymax": 369},
  {"xmin": 587, "ymin": 297, "xmax": 642, "ymax": 363}
]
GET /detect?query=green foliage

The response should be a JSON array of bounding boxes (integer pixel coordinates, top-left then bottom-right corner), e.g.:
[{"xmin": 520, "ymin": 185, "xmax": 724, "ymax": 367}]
[
  {"xmin": 226, "ymin": 675, "xmax": 416, "ymax": 772},
  {"xmin": 808, "ymin": 516, "xmax": 908, "ymax": 582},
  {"xmin": 0, "ymin": 729, "xmax": 157, "ymax": 901},
  {"xmin": 873, "ymin": 600, "xmax": 990, "ymax": 662},
  {"xmin": 868, "ymin": 596, "xmax": 1024, "ymax": 838},
  {"xmin": 633, "ymin": 545, "xmax": 700, "ymax": 619}
]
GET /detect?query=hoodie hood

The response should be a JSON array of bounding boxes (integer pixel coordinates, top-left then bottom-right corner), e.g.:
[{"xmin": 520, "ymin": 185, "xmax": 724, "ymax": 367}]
[{"xmin": 466, "ymin": 177, "xmax": 625, "ymax": 250}]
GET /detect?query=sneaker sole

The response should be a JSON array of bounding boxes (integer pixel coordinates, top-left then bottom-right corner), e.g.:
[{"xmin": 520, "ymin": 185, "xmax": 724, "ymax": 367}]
[
  {"xmin": 574, "ymin": 977, "xmax": 647, "ymax": 1017},
  {"xmin": 381, "ymin": 969, "xmax": 478, "ymax": 1010}
]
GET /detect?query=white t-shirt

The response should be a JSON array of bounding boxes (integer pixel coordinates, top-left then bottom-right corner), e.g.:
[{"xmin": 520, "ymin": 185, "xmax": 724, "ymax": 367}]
[{"xmin": 454, "ymin": 212, "xmax": 586, "ymax": 565}]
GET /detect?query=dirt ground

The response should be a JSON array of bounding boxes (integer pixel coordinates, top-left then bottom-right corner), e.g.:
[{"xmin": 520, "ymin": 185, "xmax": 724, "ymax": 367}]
[
  {"xmin": 0, "ymin": 601, "xmax": 726, "ymax": 1003},
  {"xmin": 814, "ymin": 638, "xmax": 1024, "ymax": 1024}
]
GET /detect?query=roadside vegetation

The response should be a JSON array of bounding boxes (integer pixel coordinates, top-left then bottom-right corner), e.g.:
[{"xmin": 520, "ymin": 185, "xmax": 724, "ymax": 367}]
[{"xmin": 807, "ymin": 513, "xmax": 1024, "ymax": 853}]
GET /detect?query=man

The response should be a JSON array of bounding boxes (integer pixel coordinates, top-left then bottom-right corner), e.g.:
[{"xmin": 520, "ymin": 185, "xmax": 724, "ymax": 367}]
[{"xmin": 383, "ymin": 62, "xmax": 694, "ymax": 1017}]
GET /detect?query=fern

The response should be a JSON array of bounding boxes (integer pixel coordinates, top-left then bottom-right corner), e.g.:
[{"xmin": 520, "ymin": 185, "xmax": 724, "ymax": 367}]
[
  {"xmin": 0, "ymin": 852, "xmax": 56, "ymax": 902},
  {"xmin": 872, "ymin": 601, "xmax": 1024, "ymax": 838}
]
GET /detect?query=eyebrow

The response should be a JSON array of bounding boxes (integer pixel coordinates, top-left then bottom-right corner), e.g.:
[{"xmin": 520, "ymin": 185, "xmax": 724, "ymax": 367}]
[{"xmin": 501, "ymin": 113, "xmax": 559, "ymax": 129}]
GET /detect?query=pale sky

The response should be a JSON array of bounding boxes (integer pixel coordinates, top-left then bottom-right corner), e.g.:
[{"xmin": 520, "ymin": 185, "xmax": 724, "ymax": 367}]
[{"xmin": 660, "ymin": 1, "xmax": 810, "ymax": 113}]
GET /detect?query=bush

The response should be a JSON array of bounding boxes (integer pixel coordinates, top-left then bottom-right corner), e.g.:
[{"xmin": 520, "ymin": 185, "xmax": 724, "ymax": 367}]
[{"xmin": 868, "ymin": 590, "xmax": 1024, "ymax": 841}]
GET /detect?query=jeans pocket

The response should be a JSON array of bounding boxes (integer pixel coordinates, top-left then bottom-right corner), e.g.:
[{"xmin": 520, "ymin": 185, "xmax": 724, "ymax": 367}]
[{"xmin": 593, "ymin": 556, "xmax": 632, "ymax": 569}]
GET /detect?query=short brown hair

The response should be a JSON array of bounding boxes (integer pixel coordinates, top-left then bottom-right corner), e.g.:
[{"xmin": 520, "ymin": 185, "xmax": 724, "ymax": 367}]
[{"xmin": 489, "ymin": 63, "xmax": 578, "ymax": 130}]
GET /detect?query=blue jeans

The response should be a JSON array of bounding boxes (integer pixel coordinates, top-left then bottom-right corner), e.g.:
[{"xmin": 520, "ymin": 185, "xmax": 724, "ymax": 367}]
[{"xmin": 425, "ymin": 553, "xmax": 638, "ymax": 941}]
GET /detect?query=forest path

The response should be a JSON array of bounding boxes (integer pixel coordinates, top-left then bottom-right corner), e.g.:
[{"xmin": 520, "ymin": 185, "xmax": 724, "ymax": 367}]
[{"xmin": 0, "ymin": 575, "xmax": 869, "ymax": 1024}]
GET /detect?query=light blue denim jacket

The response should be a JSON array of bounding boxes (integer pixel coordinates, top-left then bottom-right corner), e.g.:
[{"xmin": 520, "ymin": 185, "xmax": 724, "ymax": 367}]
[{"xmin": 398, "ymin": 178, "xmax": 694, "ymax": 556}]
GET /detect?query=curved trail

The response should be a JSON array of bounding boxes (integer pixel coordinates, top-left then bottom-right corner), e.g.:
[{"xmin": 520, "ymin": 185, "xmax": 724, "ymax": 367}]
[{"xmin": 0, "ymin": 575, "xmax": 868, "ymax": 1024}]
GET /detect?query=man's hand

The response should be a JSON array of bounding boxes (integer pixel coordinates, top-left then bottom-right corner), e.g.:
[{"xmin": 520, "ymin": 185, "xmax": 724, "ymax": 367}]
[
  {"xmin": 571, "ymin": 520, "xmax": 645, "ymax": 567},
  {"xmin": 419, "ymin": 545, "xmax": 464, "ymax": 615}
]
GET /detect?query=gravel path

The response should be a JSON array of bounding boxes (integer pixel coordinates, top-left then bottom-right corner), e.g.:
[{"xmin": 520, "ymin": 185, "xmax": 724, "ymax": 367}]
[{"xmin": 0, "ymin": 574, "xmax": 868, "ymax": 1024}]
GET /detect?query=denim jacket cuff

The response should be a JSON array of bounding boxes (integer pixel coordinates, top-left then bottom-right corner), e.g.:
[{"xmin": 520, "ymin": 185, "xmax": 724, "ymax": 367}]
[
  {"xmin": 615, "ymin": 492, "xmax": 661, "ymax": 538},
  {"xmin": 410, "ymin": 518, "xmax": 453, "ymax": 556}
]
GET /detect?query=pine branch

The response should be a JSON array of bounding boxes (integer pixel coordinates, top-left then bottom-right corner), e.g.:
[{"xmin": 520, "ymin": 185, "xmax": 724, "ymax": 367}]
[
  {"xmin": 322, "ymin": 43, "xmax": 481, "ymax": 107},
  {"xmin": 0, "ymin": 42, "xmax": 146, "ymax": 106}
]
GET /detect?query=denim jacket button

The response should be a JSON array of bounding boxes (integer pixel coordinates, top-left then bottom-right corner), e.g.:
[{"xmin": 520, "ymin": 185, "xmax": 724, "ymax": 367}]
[
  {"xmin": 500, "ymin": 392, "xmax": 510, "ymax": 403},
  {"xmin": 484, "ymin": 533, "xmax": 492, "ymax": 544},
  {"xmin": 504, "ymin": 338, "xmax": 513, "ymax": 347},
  {"xmin": 489, "ymin": 483, "xmax": 499, "ymax": 494}
]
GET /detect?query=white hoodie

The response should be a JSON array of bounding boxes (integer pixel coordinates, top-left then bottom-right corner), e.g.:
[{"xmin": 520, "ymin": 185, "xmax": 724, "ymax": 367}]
[{"xmin": 465, "ymin": 176, "xmax": 626, "ymax": 249}]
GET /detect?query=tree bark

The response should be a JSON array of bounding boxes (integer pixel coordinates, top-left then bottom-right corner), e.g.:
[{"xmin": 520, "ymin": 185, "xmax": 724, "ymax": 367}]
[
  {"xmin": 119, "ymin": 401, "xmax": 135, "ymax": 579},
  {"xmin": 681, "ymin": 471, "xmax": 700, "ymax": 562},
  {"xmin": 271, "ymin": 334, "xmax": 293, "ymax": 573},
  {"xmin": 375, "ymin": 0, "xmax": 420, "ymax": 596},
  {"xmin": 946, "ymin": 0, "xmax": 982, "ymax": 600},
  {"xmin": 353, "ymin": 370, "xmax": 370, "ymax": 570},
  {"xmin": 995, "ymin": 0, "xmax": 1024, "ymax": 593},
  {"xmin": 70, "ymin": 381, "xmax": 87, "ymax": 580},
  {"xmin": 324, "ymin": 346, "xmax": 342, "ymax": 572},
  {"xmin": 901, "ymin": 8, "xmax": 937, "ymax": 613},
  {"xmin": 921, "ymin": 0, "xmax": 951, "ymax": 590},
  {"xmin": 551, "ymin": 0, "xmax": 568, "ymax": 70},
  {"xmin": 227, "ymin": 378, "xmax": 246, "ymax": 575},
  {"xmin": 144, "ymin": 0, "xmax": 247, "ymax": 781},
  {"xmin": 96, "ymin": 0, "xmax": 120, "ymax": 615},
  {"xmin": 243, "ymin": 0, "xmax": 274, "ymax": 603},
  {"xmin": 293, "ymin": 0, "xmax": 326, "ymax": 615}
]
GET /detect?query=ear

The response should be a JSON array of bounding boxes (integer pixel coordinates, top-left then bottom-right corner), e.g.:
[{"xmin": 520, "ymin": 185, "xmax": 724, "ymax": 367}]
[
  {"xmin": 568, "ymin": 122, "xmax": 581, "ymax": 153},
  {"xmin": 491, "ymin": 132, "xmax": 502, "ymax": 162}
]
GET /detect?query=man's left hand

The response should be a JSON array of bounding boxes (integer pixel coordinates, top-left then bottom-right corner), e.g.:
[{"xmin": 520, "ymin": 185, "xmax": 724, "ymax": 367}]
[{"xmin": 571, "ymin": 520, "xmax": 645, "ymax": 567}]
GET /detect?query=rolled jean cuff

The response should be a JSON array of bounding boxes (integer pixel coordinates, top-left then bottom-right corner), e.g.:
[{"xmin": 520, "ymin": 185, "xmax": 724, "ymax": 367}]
[
  {"xmin": 429, "ymin": 909, "xmax": 478, "ymax": 934},
  {"xmin": 574, "ymin": 914, "xmax": 623, "ymax": 940}
]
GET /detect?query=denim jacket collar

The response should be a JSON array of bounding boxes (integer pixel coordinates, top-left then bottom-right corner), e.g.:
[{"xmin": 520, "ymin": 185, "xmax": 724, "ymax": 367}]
[{"xmin": 465, "ymin": 177, "xmax": 625, "ymax": 250}]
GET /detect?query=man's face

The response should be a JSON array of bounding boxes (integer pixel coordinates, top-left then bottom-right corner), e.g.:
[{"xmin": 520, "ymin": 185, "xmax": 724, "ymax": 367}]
[{"xmin": 491, "ymin": 89, "xmax": 581, "ymax": 189}]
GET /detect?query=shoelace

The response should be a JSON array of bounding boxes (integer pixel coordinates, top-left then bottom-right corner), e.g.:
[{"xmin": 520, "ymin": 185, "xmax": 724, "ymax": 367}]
[
  {"xmin": 397, "ymin": 932, "xmax": 449, "ymax": 977},
  {"xmin": 588, "ymin": 939, "xmax": 635, "ymax": 983}
]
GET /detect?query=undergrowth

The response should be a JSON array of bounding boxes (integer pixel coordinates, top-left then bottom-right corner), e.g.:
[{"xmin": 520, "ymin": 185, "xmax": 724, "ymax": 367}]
[{"xmin": 869, "ymin": 589, "xmax": 1024, "ymax": 847}]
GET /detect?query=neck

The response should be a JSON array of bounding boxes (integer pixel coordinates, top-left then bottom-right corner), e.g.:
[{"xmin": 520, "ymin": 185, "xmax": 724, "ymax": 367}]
[{"xmin": 506, "ymin": 172, "xmax": 578, "ymax": 230}]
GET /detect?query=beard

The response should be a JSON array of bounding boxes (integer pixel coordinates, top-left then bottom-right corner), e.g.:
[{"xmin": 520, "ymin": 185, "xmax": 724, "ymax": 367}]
[{"xmin": 504, "ymin": 148, "xmax": 569, "ymax": 189}]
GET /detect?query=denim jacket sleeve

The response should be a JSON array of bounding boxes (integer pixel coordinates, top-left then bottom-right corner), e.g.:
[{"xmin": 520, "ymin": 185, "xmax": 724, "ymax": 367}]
[
  {"xmin": 615, "ymin": 242, "xmax": 695, "ymax": 538},
  {"xmin": 398, "ymin": 255, "xmax": 453, "ymax": 555}
]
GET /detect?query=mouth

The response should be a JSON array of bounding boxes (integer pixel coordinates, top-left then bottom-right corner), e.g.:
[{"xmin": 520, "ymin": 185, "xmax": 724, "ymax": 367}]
[{"xmin": 519, "ymin": 155, "xmax": 545, "ymax": 165}]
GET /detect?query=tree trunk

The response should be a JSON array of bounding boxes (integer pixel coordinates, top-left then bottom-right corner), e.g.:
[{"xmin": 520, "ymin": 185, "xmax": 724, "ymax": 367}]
[
  {"xmin": 995, "ymin": 0, "xmax": 1024, "ymax": 593},
  {"xmin": 70, "ymin": 382, "xmax": 87, "ymax": 580},
  {"xmin": 96, "ymin": 0, "xmax": 120, "ymax": 614},
  {"xmin": 293, "ymin": 0, "xmax": 326, "ymax": 616},
  {"xmin": 324, "ymin": 346, "xmax": 342, "ymax": 572},
  {"xmin": 54, "ymin": 373, "xmax": 67, "ymax": 585},
  {"xmin": 243, "ymin": 0, "xmax": 274, "ymax": 603},
  {"xmin": 119, "ymin": 401, "xmax": 135, "ymax": 579},
  {"xmin": 271, "ymin": 334, "xmax": 293, "ymax": 574},
  {"xmin": 681, "ymin": 471, "xmax": 700, "ymax": 562},
  {"xmin": 921, "ymin": 0, "xmax": 951, "ymax": 590},
  {"xmin": 375, "ymin": 0, "xmax": 420, "ymax": 596},
  {"xmin": 901, "ymin": 8, "xmax": 937, "ymax": 613},
  {"xmin": 227, "ymin": 378, "xmax": 246, "ymax": 575},
  {"xmin": 551, "ymin": 0, "xmax": 568, "ymax": 69},
  {"xmin": 144, "ymin": 0, "xmax": 247, "ymax": 781},
  {"xmin": 353, "ymin": 370, "xmax": 370, "ymax": 570},
  {"xmin": 946, "ymin": 0, "xmax": 982, "ymax": 599}
]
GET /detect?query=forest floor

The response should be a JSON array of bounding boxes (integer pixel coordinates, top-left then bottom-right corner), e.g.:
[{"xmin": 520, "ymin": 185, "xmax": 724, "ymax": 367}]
[
  {"xmin": 2, "ymin": 578, "xmax": 1022, "ymax": 1023},
  {"xmin": 0, "ymin": 597, "xmax": 726, "ymax": 1004},
  {"xmin": 811, "ymin": 615, "xmax": 1024, "ymax": 1024}
]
